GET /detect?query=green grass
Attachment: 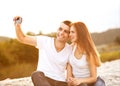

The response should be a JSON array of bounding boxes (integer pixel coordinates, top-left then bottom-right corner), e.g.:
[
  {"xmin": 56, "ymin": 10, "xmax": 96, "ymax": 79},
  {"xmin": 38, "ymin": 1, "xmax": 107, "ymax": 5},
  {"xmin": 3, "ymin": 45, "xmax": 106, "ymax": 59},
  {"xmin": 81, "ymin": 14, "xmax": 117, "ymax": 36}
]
[
  {"xmin": 0, "ymin": 63, "xmax": 36, "ymax": 80},
  {"xmin": 100, "ymin": 50, "xmax": 120, "ymax": 62},
  {"xmin": 97, "ymin": 43, "xmax": 120, "ymax": 62}
]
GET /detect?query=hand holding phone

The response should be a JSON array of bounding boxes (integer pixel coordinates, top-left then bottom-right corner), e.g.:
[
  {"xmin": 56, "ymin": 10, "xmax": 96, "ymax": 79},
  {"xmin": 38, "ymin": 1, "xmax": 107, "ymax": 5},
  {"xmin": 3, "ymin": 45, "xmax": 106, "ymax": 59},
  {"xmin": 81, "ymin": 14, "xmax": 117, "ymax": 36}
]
[{"xmin": 13, "ymin": 16, "xmax": 22, "ymax": 25}]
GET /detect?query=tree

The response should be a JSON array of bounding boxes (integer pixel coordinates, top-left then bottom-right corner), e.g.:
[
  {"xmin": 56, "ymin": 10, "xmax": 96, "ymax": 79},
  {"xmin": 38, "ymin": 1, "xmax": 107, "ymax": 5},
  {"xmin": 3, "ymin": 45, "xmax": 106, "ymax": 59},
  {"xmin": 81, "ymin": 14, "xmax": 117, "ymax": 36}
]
[{"xmin": 115, "ymin": 36, "xmax": 120, "ymax": 44}]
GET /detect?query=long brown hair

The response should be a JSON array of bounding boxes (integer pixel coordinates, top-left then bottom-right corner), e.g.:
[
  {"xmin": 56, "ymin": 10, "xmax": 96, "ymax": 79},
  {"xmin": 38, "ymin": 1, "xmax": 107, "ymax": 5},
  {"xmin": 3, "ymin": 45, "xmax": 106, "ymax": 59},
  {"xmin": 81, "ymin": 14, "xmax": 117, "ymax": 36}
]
[{"xmin": 72, "ymin": 22, "xmax": 101, "ymax": 66}]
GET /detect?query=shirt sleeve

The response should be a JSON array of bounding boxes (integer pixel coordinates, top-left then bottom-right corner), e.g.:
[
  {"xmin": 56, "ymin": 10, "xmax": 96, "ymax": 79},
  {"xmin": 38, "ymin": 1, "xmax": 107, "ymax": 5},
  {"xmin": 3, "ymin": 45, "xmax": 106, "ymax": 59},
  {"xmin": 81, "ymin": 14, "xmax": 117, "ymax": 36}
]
[{"xmin": 35, "ymin": 36, "xmax": 49, "ymax": 49}]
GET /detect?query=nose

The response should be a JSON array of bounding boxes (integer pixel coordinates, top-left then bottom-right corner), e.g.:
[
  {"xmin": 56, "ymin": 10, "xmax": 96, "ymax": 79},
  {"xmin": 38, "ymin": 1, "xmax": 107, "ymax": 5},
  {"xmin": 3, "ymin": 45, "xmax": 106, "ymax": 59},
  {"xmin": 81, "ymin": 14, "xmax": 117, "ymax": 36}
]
[
  {"xmin": 69, "ymin": 32, "xmax": 72, "ymax": 36},
  {"xmin": 59, "ymin": 30, "xmax": 64, "ymax": 35}
]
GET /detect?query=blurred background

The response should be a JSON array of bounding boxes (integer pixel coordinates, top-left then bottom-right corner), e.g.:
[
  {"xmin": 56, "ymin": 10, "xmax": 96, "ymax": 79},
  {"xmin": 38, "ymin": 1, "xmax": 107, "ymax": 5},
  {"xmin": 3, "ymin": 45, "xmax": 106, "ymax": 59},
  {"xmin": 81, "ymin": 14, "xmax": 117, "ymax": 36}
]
[{"xmin": 0, "ymin": 0, "xmax": 120, "ymax": 80}]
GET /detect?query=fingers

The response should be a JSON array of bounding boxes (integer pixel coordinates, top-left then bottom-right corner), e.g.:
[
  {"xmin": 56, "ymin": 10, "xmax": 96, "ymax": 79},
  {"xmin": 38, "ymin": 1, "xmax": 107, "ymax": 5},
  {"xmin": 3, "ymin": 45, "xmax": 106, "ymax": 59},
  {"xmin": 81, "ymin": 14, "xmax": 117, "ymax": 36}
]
[
  {"xmin": 69, "ymin": 77, "xmax": 74, "ymax": 81},
  {"xmin": 13, "ymin": 16, "xmax": 20, "ymax": 21},
  {"xmin": 67, "ymin": 77, "xmax": 74, "ymax": 85},
  {"xmin": 68, "ymin": 78, "xmax": 79, "ymax": 86}
]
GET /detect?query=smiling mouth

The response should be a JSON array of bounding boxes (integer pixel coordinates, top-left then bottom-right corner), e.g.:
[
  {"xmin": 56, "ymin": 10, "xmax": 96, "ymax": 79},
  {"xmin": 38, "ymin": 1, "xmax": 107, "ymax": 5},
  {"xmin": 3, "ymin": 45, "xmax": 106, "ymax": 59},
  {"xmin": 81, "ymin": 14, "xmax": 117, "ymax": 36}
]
[
  {"xmin": 59, "ymin": 36, "xmax": 64, "ymax": 39},
  {"xmin": 58, "ymin": 34, "xmax": 64, "ymax": 38}
]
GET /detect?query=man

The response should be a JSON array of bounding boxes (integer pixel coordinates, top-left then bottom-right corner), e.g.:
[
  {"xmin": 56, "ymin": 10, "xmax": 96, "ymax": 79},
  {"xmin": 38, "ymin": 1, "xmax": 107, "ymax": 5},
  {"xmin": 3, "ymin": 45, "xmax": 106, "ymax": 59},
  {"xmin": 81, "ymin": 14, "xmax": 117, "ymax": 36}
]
[{"xmin": 13, "ymin": 16, "xmax": 72, "ymax": 86}]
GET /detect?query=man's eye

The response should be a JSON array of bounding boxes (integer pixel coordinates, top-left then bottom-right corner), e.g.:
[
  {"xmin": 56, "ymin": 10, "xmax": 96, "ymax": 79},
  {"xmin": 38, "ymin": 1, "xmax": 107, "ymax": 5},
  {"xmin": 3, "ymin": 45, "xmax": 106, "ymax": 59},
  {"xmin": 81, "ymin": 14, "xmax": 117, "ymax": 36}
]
[{"xmin": 64, "ymin": 30, "xmax": 70, "ymax": 34}]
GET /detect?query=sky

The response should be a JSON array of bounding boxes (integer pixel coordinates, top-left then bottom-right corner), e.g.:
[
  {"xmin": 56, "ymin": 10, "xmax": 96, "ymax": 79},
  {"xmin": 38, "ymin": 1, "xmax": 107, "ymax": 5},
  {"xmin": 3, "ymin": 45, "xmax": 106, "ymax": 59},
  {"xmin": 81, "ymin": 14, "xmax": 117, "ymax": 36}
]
[{"xmin": 0, "ymin": 0, "xmax": 120, "ymax": 38}]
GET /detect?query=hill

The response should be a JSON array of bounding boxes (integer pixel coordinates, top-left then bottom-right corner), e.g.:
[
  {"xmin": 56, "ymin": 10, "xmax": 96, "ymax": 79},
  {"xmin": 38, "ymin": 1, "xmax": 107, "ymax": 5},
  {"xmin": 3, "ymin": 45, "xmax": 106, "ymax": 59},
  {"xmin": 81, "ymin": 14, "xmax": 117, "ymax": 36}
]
[
  {"xmin": 0, "ymin": 36, "xmax": 11, "ymax": 42},
  {"xmin": 91, "ymin": 28, "xmax": 120, "ymax": 45},
  {"xmin": 0, "ymin": 28, "xmax": 120, "ymax": 45}
]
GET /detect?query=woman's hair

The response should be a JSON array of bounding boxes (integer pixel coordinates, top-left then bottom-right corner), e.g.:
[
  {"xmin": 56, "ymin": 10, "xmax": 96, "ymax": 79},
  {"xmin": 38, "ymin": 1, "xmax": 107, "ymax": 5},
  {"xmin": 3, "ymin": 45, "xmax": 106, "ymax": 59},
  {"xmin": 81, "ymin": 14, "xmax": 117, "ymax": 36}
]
[{"xmin": 72, "ymin": 22, "xmax": 101, "ymax": 66}]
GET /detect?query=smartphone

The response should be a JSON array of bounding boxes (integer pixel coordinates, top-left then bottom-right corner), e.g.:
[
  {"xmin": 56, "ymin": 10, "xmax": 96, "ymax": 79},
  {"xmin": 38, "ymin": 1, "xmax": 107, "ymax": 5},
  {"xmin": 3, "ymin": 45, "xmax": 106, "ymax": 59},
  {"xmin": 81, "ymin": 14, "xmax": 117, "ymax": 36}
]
[{"xmin": 15, "ymin": 17, "xmax": 22, "ymax": 24}]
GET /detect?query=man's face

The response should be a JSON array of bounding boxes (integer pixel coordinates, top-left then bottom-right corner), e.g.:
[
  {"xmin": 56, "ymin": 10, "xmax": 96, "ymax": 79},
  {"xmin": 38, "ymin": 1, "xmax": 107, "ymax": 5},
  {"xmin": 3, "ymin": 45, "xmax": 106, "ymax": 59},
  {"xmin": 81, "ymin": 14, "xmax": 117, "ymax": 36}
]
[{"xmin": 56, "ymin": 23, "xmax": 70, "ymax": 42}]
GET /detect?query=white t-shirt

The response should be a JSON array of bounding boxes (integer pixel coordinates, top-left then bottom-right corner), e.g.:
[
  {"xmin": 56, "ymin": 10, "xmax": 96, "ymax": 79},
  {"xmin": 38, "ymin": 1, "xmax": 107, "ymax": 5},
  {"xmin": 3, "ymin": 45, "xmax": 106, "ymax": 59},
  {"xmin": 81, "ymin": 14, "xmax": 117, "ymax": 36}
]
[
  {"xmin": 36, "ymin": 36, "xmax": 72, "ymax": 82},
  {"xmin": 69, "ymin": 46, "xmax": 90, "ymax": 78}
]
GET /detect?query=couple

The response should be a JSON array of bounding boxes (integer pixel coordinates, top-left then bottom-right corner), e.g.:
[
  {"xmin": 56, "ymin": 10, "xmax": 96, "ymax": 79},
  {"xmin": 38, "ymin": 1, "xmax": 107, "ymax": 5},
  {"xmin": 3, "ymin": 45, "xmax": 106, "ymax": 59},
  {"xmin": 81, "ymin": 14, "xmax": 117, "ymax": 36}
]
[{"xmin": 13, "ymin": 16, "xmax": 105, "ymax": 86}]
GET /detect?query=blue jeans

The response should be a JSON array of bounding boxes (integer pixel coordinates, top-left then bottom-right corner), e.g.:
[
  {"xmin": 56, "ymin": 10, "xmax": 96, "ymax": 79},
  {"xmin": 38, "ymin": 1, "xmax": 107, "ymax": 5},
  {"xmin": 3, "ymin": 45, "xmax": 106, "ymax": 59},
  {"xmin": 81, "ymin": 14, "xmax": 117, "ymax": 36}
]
[
  {"xmin": 78, "ymin": 76, "xmax": 106, "ymax": 86},
  {"xmin": 94, "ymin": 76, "xmax": 105, "ymax": 86}
]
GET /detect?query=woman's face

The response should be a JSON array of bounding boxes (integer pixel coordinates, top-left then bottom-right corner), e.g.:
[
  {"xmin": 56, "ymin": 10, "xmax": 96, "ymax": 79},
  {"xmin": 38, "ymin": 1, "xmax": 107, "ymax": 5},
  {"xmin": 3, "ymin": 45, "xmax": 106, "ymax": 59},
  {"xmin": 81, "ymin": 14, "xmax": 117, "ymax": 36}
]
[{"xmin": 69, "ymin": 26, "xmax": 78, "ymax": 43}]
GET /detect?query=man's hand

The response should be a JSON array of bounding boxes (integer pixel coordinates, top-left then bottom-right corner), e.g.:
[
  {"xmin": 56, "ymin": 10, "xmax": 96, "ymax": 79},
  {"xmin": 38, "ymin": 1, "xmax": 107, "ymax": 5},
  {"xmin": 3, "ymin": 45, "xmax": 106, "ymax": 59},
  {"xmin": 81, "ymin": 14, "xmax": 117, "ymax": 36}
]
[
  {"xmin": 13, "ymin": 16, "xmax": 22, "ymax": 25},
  {"xmin": 68, "ymin": 77, "xmax": 82, "ymax": 86}
]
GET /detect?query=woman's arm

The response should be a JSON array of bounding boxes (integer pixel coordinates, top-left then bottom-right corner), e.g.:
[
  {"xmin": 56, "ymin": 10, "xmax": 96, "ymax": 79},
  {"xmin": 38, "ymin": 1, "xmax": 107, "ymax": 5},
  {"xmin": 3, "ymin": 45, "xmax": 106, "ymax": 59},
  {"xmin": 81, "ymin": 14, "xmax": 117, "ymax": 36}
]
[
  {"xmin": 71, "ymin": 56, "xmax": 97, "ymax": 86},
  {"xmin": 74, "ymin": 59, "xmax": 97, "ymax": 85}
]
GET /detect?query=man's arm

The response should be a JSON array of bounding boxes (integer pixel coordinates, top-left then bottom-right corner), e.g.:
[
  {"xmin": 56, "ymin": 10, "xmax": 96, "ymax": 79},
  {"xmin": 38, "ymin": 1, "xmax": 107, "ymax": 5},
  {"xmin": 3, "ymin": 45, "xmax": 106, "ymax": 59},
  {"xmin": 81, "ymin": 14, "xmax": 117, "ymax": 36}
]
[
  {"xmin": 13, "ymin": 16, "xmax": 37, "ymax": 47},
  {"xmin": 66, "ymin": 63, "xmax": 73, "ymax": 86}
]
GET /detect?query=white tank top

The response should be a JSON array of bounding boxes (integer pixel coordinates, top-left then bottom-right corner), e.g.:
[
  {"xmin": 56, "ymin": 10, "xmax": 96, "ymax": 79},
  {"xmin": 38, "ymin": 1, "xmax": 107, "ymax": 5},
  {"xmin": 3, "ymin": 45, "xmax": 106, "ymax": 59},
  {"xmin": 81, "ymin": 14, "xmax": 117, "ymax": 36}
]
[{"xmin": 69, "ymin": 45, "xmax": 90, "ymax": 78}]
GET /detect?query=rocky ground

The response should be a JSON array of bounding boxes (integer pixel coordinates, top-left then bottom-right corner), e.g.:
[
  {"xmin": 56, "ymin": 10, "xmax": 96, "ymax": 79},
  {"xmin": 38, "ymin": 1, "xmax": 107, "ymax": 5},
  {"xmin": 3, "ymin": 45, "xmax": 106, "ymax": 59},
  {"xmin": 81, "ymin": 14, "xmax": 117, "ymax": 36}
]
[{"xmin": 0, "ymin": 59, "xmax": 120, "ymax": 86}]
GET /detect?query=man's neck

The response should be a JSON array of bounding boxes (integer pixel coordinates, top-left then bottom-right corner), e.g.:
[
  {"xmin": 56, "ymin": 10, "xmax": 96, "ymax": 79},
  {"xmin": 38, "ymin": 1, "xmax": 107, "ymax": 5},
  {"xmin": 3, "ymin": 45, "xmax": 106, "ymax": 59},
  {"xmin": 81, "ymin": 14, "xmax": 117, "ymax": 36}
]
[{"xmin": 54, "ymin": 39, "xmax": 66, "ymax": 52}]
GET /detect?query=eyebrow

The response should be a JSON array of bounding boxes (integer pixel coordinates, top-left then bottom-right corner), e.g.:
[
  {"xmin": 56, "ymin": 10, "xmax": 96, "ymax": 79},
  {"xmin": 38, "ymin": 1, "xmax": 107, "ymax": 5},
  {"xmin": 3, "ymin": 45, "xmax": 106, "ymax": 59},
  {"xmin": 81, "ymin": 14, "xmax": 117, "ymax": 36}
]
[{"xmin": 58, "ymin": 27, "xmax": 70, "ymax": 33}]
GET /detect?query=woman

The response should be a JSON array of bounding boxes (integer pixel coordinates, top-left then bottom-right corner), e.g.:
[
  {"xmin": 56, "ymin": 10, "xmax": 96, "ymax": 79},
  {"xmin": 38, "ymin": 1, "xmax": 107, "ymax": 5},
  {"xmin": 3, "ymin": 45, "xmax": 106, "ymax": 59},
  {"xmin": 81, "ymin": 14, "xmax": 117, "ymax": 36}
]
[{"xmin": 67, "ymin": 22, "xmax": 105, "ymax": 86}]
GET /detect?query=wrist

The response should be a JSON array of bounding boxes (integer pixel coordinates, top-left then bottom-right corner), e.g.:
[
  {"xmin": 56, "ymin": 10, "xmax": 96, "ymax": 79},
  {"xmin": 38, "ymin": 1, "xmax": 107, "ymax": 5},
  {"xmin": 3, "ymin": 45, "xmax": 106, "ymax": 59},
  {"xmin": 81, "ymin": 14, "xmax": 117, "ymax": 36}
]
[
  {"xmin": 14, "ymin": 24, "xmax": 21, "ymax": 29},
  {"xmin": 78, "ymin": 78, "xmax": 83, "ymax": 84}
]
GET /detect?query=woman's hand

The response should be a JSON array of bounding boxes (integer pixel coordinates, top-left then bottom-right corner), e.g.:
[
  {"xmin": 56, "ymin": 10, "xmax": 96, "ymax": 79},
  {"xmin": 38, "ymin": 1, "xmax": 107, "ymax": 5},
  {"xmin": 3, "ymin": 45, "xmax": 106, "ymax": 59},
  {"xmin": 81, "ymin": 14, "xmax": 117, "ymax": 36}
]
[{"xmin": 68, "ymin": 77, "xmax": 82, "ymax": 86}]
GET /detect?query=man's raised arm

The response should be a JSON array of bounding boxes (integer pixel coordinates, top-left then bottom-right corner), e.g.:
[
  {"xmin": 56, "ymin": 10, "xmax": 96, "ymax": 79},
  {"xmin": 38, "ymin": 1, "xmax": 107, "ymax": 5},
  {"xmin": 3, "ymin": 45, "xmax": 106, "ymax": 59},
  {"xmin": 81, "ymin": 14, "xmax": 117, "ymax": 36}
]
[{"xmin": 13, "ymin": 16, "xmax": 37, "ymax": 47}]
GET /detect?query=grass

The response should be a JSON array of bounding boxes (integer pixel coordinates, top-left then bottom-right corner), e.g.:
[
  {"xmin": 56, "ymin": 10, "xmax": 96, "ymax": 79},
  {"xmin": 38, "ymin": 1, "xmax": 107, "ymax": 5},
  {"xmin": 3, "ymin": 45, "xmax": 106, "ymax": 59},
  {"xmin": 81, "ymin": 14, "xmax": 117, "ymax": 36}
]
[
  {"xmin": 0, "ymin": 63, "xmax": 36, "ymax": 80},
  {"xmin": 100, "ymin": 50, "xmax": 120, "ymax": 62},
  {"xmin": 97, "ymin": 43, "xmax": 120, "ymax": 62},
  {"xmin": 0, "ymin": 43, "xmax": 120, "ymax": 80}
]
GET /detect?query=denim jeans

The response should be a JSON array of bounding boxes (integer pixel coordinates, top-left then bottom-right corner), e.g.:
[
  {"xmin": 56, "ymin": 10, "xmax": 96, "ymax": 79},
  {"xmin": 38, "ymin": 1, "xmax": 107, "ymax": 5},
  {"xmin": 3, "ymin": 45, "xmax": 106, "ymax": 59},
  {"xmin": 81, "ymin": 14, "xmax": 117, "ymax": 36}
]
[
  {"xmin": 31, "ymin": 71, "xmax": 67, "ymax": 86},
  {"xmin": 93, "ymin": 76, "xmax": 106, "ymax": 86},
  {"xmin": 78, "ymin": 76, "xmax": 106, "ymax": 86}
]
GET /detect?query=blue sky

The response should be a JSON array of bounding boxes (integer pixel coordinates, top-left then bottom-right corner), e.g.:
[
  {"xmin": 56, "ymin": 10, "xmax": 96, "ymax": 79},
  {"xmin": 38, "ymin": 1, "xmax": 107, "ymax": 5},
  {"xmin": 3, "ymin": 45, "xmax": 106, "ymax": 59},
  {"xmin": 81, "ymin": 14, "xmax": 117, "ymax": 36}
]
[{"xmin": 0, "ymin": 0, "xmax": 120, "ymax": 38}]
